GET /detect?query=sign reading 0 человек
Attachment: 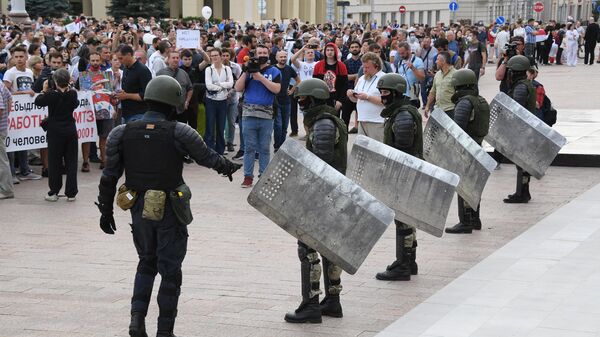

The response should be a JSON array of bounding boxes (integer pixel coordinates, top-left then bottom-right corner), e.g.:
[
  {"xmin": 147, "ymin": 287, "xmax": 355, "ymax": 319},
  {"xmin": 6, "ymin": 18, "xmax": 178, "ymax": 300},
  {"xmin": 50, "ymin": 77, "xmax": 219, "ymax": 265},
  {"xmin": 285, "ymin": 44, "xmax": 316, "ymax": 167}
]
[{"xmin": 5, "ymin": 91, "xmax": 98, "ymax": 152}]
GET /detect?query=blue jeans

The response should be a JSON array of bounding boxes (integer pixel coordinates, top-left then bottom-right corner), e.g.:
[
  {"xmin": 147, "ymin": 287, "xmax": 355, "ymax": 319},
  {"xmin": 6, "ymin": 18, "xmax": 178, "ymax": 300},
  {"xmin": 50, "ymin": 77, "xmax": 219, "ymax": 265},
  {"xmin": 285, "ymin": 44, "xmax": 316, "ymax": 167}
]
[
  {"xmin": 8, "ymin": 150, "xmax": 30, "ymax": 176},
  {"xmin": 225, "ymin": 99, "xmax": 238, "ymax": 146},
  {"xmin": 242, "ymin": 116, "xmax": 273, "ymax": 178},
  {"xmin": 273, "ymin": 101, "xmax": 290, "ymax": 150},
  {"xmin": 204, "ymin": 98, "xmax": 227, "ymax": 155}
]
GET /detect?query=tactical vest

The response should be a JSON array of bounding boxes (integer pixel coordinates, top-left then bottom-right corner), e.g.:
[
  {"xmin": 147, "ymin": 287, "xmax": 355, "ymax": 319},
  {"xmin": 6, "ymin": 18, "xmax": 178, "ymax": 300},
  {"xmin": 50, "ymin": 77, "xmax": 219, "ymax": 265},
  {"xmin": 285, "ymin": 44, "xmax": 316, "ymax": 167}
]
[
  {"xmin": 510, "ymin": 78, "xmax": 536, "ymax": 113},
  {"xmin": 122, "ymin": 120, "xmax": 184, "ymax": 192},
  {"xmin": 305, "ymin": 105, "xmax": 348, "ymax": 174},
  {"xmin": 383, "ymin": 101, "xmax": 423, "ymax": 159},
  {"xmin": 462, "ymin": 94, "xmax": 490, "ymax": 145}
]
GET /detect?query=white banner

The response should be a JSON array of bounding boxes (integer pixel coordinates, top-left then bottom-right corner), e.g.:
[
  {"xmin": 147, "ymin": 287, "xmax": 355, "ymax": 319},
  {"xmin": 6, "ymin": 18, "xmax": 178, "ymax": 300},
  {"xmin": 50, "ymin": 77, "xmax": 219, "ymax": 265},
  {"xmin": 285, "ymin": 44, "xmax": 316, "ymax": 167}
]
[
  {"xmin": 176, "ymin": 29, "xmax": 200, "ymax": 49},
  {"xmin": 5, "ymin": 91, "xmax": 98, "ymax": 152}
]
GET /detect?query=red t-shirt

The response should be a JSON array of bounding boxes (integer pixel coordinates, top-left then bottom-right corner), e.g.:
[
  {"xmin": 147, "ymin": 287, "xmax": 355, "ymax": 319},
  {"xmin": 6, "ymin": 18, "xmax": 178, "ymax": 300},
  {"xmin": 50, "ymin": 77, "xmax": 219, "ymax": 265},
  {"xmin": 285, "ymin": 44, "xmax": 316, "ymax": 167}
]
[{"xmin": 236, "ymin": 47, "xmax": 250, "ymax": 64}]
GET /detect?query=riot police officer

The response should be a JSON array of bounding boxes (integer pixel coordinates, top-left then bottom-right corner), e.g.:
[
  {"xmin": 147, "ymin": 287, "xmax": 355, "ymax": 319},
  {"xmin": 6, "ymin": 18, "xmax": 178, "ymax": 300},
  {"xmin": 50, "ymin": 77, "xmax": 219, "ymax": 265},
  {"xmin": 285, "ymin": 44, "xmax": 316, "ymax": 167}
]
[
  {"xmin": 504, "ymin": 55, "xmax": 536, "ymax": 204},
  {"xmin": 284, "ymin": 78, "xmax": 348, "ymax": 324},
  {"xmin": 374, "ymin": 73, "xmax": 421, "ymax": 281},
  {"xmin": 95, "ymin": 76, "xmax": 241, "ymax": 337},
  {"xmin": 444, "ymin": 69, "xmax": 491, "ymax": 234}
]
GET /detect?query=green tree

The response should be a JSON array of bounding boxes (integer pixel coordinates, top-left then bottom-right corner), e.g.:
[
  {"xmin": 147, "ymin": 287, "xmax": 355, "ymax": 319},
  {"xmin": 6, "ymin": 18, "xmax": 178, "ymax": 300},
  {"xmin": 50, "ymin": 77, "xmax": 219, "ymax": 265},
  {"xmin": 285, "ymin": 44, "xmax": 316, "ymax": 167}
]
[
  {"xmin": 26, "ymin": 0, "xmax": 70, "ymax": 19},
  {"xmin": 108, "ymin": 0, "xmax": 169, "ymax": 20}
]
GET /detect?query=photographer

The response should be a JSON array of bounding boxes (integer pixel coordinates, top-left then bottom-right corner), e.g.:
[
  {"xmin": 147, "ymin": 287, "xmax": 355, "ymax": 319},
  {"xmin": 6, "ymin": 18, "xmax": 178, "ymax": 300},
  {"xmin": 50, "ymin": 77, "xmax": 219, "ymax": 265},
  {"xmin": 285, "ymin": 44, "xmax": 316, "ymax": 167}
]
[
  {"xmin": 35, "ymin": 69, "xmax": 80, "ymax": 202},
  {"xmin": 234, "ymin": 44, "xmax": 281, "ymax": 188},
  {"xmin": 495, "ymin": 36, "xmax": 525, "ymax": 94}
]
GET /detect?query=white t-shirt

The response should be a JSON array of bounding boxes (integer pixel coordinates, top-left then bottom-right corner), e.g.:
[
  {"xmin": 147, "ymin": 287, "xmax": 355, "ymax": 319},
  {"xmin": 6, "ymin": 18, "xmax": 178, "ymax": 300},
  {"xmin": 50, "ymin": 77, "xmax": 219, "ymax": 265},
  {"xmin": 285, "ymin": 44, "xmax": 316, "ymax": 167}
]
[
  {"xmin": 294, "ymin": 61, "xmax": 316, "ymax": 82},
  {"xmin": 148, "ymin": 52, "xmax": 166, "ymax": 77},
  {"xmin": 3, "ymin": 67, "xmax": 34, "ymax": 93},
  {"xmin": 513, "ymin": 27, "xmax": 525, "ymax": 38},
  {"xmin": 354, "ymin": 70, "xmax": 385, "ymax": 123}
]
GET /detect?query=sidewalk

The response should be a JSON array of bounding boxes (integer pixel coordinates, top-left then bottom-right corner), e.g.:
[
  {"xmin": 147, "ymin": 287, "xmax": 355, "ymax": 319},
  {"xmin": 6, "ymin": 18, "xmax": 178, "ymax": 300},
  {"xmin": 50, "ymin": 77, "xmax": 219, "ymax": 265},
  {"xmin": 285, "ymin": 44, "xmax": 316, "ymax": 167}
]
[{"xmin": 376, "ymin": 182, "xmax": 600, "ymax": 337}]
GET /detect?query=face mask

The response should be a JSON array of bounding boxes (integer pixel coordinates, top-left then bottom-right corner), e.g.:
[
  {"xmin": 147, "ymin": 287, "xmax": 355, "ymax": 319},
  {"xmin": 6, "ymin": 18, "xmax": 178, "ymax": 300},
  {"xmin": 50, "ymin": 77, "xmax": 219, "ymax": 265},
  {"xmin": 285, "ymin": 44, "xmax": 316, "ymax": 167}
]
[
  {"xmin": 380, "ymin": 93, "xmax": 392, "ymax": 106},
  {"xmin": 409, "ymin": 36, "xmax": 416, "ymax": 43},
  {"xmin": 298, "ymin": 97, "xmax": 312, "ymax": 111},
  {"xmin": 258, "ymin": 56, "xmax": 269, "ymax": 64}
]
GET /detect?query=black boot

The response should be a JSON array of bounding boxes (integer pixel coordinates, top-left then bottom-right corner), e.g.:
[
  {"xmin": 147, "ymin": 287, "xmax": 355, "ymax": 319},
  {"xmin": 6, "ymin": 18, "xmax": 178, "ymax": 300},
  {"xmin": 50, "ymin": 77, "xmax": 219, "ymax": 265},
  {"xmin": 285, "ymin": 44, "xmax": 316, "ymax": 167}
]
[
  {"xmin": 285, "ymin": 244, "xmax": 322, "ymax": 324},
  {"xmin": 129, "ymin": 312, "xmax": 148, "ymax": 337},
  {"xmin": 504, "ymin": 168, "xmax": 531, "ymax": 203},
  {"xmin": 319, "ymin": 258, "xmax": 343, "ymax": 317},
  {"xmin": 319, "ymin": 295, "xmax": 343, "ymax": 317},
  {"xmin": 445, "ymin": 197, "xmax": 473, "ymax": 234},
  {"xmin": 409, "ymin": 241, "xmax": 418, "ymax": 275},
  {"xmin": 285, "ymin": 296, "xmax": 322, "ymax": 323},
  {"xmin": 156, "ymin": 332, "xmax": 177, "ymax": 337},
  {"xmin": 376, "ymin": 226, "xmax": 412, "ymax": 281},
  {"xmin": 471, "ymin": 204, "xmax": 482, "ymax": 230}
]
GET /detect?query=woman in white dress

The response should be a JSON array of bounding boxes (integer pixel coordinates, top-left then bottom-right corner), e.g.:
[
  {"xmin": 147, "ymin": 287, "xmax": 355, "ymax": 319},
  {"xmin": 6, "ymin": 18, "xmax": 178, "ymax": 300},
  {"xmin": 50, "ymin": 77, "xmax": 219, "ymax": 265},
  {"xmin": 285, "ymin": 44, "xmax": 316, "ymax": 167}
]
[{"xmin": 565, "ymin": 23, "xmax": 580, "ymax": 67}]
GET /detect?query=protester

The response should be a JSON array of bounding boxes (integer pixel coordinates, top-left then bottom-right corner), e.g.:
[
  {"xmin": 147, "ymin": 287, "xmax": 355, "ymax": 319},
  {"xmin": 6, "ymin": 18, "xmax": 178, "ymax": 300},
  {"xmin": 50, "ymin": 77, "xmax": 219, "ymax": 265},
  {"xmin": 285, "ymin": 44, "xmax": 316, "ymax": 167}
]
[
  {"xmin": 0, "ymin": 80, "xmax": 12, "ymax": 199},
  {"xmin": 34, "ymin": 69, "xmax": 79, "ymax": 201},
  {"xmin": 346, "ymin": 52, "xmax": 385, "ymax": 142},
  {"xmin": 203, "ymin": 47, "xmax": 233, "ymax": 155}
]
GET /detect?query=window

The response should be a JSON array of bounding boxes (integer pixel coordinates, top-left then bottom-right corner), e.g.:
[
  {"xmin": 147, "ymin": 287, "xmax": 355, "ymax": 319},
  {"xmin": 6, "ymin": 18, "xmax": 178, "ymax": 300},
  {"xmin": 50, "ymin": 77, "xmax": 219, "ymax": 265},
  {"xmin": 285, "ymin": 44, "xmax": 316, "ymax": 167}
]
[
  {"xmin": 401, "ymin": 12, "xmax": 406, "ymax": 25},
  {"xmin": 427, "ymin": 11, "xmax": 432, "ymax": 25},
  {"xmin": 391, "ymin": 11, "xmax": 397, "ymax": 23},
  {"xmin": 410, "ymin": 11, "xmax": 415, "ymax": 25},
  {"xmin": 436, "ymin": 10, "xmax": 440, "ymax": 23},
  {"xmin": 419, "ymin": 11, "xmax": 423, "ymax": 24}
]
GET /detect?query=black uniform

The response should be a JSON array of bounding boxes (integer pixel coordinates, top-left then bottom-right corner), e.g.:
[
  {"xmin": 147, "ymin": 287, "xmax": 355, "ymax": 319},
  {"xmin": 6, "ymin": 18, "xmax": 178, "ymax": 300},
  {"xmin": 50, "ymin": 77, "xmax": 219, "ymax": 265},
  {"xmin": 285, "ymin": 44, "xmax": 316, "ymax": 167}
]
[
  {"xmin": 97, "ymin": 111, "xmax": 233, "ymax": 336},
  {"xmin": 447, "ymin": 89, "xmax": 490, "ymax": 232},
  {"xmin": 375, "ymin": 99, "xmax": 422, "ymax": 280},
  {"xmin": 506, "ymin": 77, "xmax": 536, "ymax": 203}
]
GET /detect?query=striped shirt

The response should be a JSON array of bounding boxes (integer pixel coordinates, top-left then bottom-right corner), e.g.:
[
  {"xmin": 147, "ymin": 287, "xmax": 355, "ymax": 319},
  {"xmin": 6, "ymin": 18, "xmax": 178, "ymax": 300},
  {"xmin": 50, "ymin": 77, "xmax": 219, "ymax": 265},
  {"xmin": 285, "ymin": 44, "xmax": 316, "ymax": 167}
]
[{"xmin": 0, "ymin": 81, "xmax": 12, "ymax": 132}]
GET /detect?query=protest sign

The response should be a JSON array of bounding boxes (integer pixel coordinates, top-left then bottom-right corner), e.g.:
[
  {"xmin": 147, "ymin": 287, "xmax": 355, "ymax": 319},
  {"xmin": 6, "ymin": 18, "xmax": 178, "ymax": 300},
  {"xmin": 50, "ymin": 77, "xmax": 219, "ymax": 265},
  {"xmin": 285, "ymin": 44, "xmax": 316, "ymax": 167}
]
[
  {"xmin": 5, "ymin": 91, "xmax": 98, "ymax": 152},
  {"xmin": 176, "ymin": 29, "xmax": 200, "ymax": 49},
  {"xmin": 65, "ymin": 22, "xmax": 81, "ymax": 34}
]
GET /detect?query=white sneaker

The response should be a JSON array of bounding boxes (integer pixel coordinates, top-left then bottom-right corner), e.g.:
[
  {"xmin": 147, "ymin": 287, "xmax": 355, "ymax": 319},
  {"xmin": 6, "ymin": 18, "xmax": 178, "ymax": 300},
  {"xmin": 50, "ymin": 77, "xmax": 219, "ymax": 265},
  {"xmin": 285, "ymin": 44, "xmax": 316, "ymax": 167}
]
[
  {"xmin": 19, "ymin": 172, "xmax": 42, "ymax": 181},
  {"xmin": 67, "ymin": 197, "xmax": 76, "ymax": 202},
  {"xmin": 12, "ymin": 176, "xmax": 20, "ymax": 184},
  {"xmin": 0, "ymin": 193, "xmax": 14, "ymax": 199},
  {"xmin": 45, "ymin": 194, "xmax": 59, "ymax": 202}
]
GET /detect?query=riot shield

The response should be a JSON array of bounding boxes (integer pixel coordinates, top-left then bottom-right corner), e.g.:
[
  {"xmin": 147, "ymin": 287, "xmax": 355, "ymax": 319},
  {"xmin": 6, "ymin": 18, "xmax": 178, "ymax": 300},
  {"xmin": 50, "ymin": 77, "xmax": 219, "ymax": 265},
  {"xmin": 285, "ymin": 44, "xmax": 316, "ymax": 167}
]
[
  {"xmin": 247, "ymin": 138, "xmax": 395, "ymax": 275},
  {"xmin": 423, "ymin": 108, "xmax": 497, "ymax": 210},
  {"xmin": 347, "ymin": 135, "xmax": 460, "ymax": 238},
  {"xmin": 486, "ymin": 92, "xmax": 567, "ymax": 179}
]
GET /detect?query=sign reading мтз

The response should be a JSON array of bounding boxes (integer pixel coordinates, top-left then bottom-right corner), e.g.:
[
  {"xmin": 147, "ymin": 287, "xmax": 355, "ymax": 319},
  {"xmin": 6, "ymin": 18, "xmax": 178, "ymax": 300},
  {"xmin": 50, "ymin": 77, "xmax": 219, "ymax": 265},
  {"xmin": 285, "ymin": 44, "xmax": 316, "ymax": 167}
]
[
  {"xmin": 5, "ymin": 91, "xmax": 98, "ymax": 152},
  {"xmin": 247, "ymin": 138, "xmax": 394, "ymax": 275}
]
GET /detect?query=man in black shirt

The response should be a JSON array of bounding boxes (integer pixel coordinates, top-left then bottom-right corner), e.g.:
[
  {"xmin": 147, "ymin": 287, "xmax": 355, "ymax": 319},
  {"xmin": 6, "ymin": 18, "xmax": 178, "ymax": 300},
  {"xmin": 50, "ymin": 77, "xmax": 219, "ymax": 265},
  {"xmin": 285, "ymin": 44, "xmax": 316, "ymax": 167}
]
[
  {"xmin": 273, "ymin": 50, "xmax": 300, "ymax": 151},
  {"xmin": 584, "ymin": 17, "xmax": 600, "ymax": 65},
  {"xmin": 116, "ymin": 44, "xmax": 153, "ymax": 122}
]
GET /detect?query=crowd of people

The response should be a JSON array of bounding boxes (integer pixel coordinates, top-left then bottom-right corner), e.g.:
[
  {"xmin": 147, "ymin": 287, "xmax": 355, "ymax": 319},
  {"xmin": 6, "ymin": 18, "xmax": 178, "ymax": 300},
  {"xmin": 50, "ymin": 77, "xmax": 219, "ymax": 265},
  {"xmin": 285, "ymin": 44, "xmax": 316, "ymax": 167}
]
[{"xmin": 0, "ymin": 13, "xmax": 596, "ymax": 199}]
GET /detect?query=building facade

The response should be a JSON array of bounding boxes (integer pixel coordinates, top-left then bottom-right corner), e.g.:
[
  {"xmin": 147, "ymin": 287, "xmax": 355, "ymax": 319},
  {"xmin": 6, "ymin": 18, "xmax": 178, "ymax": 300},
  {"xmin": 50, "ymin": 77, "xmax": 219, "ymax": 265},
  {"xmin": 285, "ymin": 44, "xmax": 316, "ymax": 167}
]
[
  {"xmin": 346, "ymin": 0, "xmax": 595, "ymax": 26},
  {"xmin": 0, "ymin": 0, "xmax": 594, "ymax": 24}
]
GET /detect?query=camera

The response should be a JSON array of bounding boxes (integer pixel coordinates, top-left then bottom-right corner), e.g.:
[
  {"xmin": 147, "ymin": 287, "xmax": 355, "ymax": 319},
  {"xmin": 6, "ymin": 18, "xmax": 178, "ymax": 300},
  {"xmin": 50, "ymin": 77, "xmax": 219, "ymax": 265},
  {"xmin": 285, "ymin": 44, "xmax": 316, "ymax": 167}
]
[
  {"xmin": 48, "ymin": 70, "xmax": 56, "ymax": 91},
  {"xmin": 246, "ymin": 57, "xmax": 261, "ymax": 73},
  {"xmin": 505, "ymin": 43, "xmax": 518, "ymax": 59}
]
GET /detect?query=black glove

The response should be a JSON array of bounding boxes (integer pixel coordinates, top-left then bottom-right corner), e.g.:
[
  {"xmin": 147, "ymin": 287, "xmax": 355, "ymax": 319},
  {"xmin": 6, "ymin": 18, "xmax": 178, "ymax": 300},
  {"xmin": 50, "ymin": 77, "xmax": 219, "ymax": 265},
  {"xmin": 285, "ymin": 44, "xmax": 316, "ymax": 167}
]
[
  {"xmin": 215, "ymin": 157, "xmax": 242, "ymax": 182},
  {"xmin": 95, "ymin": 201, "xmax": 116, "ymax": 234}
]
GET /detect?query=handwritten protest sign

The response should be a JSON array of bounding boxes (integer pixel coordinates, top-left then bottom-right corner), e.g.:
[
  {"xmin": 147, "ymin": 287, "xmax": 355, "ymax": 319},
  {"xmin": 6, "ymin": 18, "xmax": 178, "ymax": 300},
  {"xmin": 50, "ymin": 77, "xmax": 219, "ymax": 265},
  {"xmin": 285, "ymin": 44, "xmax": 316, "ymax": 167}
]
[
  {"xmin": 176, "ymin": 29, "xmax": 200, "ymax": 49},
  {"xmin": 5, "ymin": 91, "xmax": 98, "ymax": 152}
]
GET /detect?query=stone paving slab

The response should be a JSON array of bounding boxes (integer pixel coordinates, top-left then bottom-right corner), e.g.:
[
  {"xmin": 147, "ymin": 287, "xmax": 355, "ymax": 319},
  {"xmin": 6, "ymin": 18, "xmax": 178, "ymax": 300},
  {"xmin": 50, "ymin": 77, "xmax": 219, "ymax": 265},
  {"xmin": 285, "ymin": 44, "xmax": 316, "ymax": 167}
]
[
  {"xmin": 376, "ymin": 182, "xmax": 600, "ymax": 337},
  {"xmin": 1, "ymin": 158, "xmax": 599, "ymax": 336}
]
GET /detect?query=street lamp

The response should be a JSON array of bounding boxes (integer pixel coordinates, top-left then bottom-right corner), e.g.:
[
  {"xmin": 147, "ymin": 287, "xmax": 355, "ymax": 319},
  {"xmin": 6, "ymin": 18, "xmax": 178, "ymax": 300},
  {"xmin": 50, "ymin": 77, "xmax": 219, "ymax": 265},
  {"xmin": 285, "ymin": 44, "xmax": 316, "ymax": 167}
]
[{"xmin": 337, "ymin": 1, "xmax": 350, "ymax": 24}]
